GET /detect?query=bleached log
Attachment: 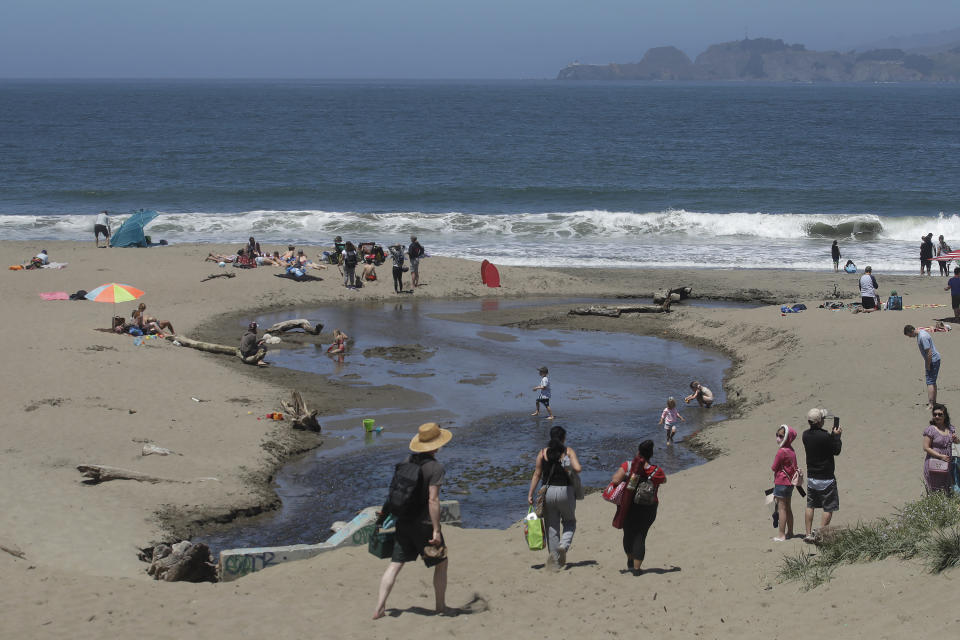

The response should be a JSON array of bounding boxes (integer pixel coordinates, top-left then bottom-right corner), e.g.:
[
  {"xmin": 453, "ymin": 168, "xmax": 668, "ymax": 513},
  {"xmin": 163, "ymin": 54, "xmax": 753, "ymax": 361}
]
[
  {"xmin": 0, "ymin": 541, "xmax": 25, "ymax": 559},
  {"xmin": 266, "ymin": 319, "xmax": 324, "ymax": 335},
  {"xmin": 165, "ymin": 335, "xmax": 239, "ymax": 356},
  {"xmin": 570, "ymin": 306, "xmax": 621, "ymax": 317},
  {"xmin": 77, "ymin": 464, "xmax": 181, "ymax": 484},
  {"xmin": 280, "ymin": 390, "xmax": 322, "ymax": 432}
]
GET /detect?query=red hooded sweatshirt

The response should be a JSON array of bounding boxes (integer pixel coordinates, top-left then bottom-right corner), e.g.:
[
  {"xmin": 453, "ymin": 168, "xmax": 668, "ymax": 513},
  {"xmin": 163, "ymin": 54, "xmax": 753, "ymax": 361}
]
[{"xmin": 772, "ymin": 425, "xmax": 799, "ymax": 486}]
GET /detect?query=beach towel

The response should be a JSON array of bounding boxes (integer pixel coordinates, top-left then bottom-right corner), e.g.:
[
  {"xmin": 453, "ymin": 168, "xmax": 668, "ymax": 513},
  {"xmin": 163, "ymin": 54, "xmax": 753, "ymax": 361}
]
[
  {"xmin": 38, "ymin": 292, "xmax": 70, "ymax": 300},
  {"xmin": 41, "ymin": 262, "xmax": 68, "ymax": 269},
  {"xmin": 8, "ymin": 265, "xmax": 23, "ymax": 270}
]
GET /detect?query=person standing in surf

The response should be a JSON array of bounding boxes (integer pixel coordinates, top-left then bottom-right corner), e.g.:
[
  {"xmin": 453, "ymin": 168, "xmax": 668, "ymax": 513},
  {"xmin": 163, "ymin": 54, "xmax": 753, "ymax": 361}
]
[
  {"xmin": 921, "ymin": 233, "xmax": 935, "ymax": 276},
  {"xmin": 831, "ymin": 240, "xmax": 841, "ymax": 272},
  {"xmin": 937, "ymin": 235, "xmax": 952, "ymax": 276}
]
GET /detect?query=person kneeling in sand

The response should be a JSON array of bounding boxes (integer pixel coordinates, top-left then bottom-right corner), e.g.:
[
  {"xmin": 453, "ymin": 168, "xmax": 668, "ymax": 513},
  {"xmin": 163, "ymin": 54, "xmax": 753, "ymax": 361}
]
[
  {"xmin": 239, "ymin": 321, "xmax": 268, "ymax": 367},
  {"xmin": 327, "ymin": 329, "xmax": 349, "ymax": 355},
  {"xmin": 684, "ymin": 381, "xmax": 713, "ymax": 407}
]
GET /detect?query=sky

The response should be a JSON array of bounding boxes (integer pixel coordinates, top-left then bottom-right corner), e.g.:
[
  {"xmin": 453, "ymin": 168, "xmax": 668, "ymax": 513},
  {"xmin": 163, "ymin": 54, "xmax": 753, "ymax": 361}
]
[{"xmin": 1, "ymin": 0, "xmax": 959, "ymax": 79}]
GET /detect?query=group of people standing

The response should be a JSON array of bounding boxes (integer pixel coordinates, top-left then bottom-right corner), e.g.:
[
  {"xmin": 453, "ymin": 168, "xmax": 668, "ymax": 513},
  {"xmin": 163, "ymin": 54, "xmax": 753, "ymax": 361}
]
[{"xmin": 920, "ymin": 233, "xmax": 953, "ymax": 276}]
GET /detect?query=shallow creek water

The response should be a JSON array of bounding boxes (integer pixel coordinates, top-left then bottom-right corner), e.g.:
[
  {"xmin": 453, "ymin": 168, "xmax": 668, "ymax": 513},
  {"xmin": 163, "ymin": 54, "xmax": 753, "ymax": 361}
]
[{"xmin": 197, "ymin": 297, "xmax": 735, "ymax": 554}]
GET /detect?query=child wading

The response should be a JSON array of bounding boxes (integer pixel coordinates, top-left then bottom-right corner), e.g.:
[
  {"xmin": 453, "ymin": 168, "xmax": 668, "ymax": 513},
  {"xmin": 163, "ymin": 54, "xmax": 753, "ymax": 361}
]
[
  {"xmin": 658, "ymin": 397, "xmax": 684, "ymax": 445},
  {"xmin": 531, "ymin": 366, "xmax": 554, "ymax": 420}
]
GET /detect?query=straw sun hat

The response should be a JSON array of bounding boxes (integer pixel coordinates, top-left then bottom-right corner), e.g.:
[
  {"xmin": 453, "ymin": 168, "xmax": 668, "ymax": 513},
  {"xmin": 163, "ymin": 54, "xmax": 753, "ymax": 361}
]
[{"xmin": 409, "ymin": 422, "xmax": 453, "ymax": 452}]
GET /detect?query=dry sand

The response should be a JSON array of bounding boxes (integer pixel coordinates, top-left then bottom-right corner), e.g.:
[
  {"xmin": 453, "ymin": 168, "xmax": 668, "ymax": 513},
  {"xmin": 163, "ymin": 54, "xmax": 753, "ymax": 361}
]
[{"xmin": 1, "ymin": 239, "xmax": 957, "ymax": 638}]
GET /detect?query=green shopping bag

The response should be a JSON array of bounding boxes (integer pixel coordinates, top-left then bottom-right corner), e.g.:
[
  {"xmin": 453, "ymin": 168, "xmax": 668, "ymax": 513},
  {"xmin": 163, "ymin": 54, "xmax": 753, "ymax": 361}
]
[
  {"xmin": 524, "ymin": 507, "xmax": 545, "ymax": 551},
  {"xmin": 368, "ymin": 515, "xmax": 396, "ymax": 559}
]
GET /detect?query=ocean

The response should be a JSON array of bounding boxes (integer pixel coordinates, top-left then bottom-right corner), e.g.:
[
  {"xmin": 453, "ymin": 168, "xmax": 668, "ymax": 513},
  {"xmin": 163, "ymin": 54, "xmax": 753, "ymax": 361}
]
[{"xmin": 1, "ymin": 80, "xmax": 959, "ymax": 271}]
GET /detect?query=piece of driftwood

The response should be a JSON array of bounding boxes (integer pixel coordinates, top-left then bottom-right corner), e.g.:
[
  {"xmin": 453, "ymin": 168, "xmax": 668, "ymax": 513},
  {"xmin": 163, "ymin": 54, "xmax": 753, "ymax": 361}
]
[
  {"xmin": 146, "ymin": 541, "xmax": 217, "ymax": 582},
  {"xmin": 165, "ymin": 335, "xmax": 239, "ymax": 356},
  {"xmin": 653, "ymin": 286, "xmax": 692, "ymax": 304},
  {"xmin": 569, "ymin": 304, "xmax": 668, "ymax": 317},
  {"xmin": 280, "ymin": 390, "xmax": 322, "ymax": 432},
  {"xmin": 266, "ymin": 319, "xmax": 324, "ymax": 335},
  {"xmin": 200, "ymin": 272, "xmax": 237, "ymax": 282},
  {"xmin": 77, "ymin": 464, "xmax": 181, "ymax": 484},
  {"xmin": 142, "ymin": 444, "xmax": 176, "ymax": 456},
  {"xmin": 1, "ymin": 541, "xmax": 25, "ymax": 559}
]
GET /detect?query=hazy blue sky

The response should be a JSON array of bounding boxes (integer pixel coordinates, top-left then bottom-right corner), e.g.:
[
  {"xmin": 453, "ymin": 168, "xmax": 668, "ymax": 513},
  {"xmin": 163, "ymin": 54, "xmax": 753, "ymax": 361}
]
[{"xmin": 2, "ymin": 0, "xmax": 959, "ymax": 78}]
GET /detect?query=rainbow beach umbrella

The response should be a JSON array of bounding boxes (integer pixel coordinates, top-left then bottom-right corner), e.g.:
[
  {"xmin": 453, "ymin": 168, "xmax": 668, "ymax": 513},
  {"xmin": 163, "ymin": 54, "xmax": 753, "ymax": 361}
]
[{"xmin": 86, "ymin": 283, "xmax": 145, "ymax": 328}]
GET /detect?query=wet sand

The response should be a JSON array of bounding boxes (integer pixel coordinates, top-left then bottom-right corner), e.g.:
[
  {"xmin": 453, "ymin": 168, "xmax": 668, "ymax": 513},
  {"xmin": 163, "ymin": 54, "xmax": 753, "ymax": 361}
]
[{"xmin": 1, "ymin": 239, "xmax": 957, "ymax": 638}]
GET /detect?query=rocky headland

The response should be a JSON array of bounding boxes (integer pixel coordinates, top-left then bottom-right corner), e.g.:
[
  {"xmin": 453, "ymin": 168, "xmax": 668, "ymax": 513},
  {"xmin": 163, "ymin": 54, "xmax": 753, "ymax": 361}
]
[{"xmin": 558, "ymin": 37, "xmax": 960, "ymax": 82}]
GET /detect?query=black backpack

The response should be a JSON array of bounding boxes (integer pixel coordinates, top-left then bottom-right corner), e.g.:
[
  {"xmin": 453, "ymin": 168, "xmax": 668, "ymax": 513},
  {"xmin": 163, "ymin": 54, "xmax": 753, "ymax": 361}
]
[
  {"xmin": 386, "ymin": 455, "xmax": 426, "ymax": 518},
  {"xmin": 344, "ymin": 250, "xmax": 358, "ymax": 268}
]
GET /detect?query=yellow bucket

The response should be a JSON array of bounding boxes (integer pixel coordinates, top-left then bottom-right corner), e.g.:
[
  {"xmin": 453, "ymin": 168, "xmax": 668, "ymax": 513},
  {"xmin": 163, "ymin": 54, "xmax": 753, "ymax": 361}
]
[{"xmin": 363, "ymin": 418, "xmax": 376, "ymax": 432}]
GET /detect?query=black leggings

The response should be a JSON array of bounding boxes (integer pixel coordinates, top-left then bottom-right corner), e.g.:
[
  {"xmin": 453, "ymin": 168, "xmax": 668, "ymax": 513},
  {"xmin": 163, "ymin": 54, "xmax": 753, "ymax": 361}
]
[
  {"xmin": 622, "ymin": 503, "xmax": 658, "ymax": 564},
  {"xmin": 393, "ymin": 266, "xmax": 403, "ymax": 292}
]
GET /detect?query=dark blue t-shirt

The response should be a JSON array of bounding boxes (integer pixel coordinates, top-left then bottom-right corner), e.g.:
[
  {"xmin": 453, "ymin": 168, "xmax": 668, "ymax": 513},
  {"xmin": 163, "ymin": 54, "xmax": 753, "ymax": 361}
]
[{"xmin": 948, "ymin": 276, "xmax": 960, "ymax": 295}]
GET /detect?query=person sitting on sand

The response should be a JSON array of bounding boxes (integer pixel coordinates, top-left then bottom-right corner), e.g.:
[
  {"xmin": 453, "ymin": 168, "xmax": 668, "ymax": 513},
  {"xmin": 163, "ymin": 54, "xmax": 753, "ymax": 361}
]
[
  {"xmin": 135, "ymin": 303, "xmax": 175, "ymax": 335},
  {"xmin": 246, "ymin": 237, "xmax": 258, "ymax": 257},
  {"xmin": 131, "ymin": 309, "xmax": 163, "ymax": 335},
  {"xmin": 684, "ymin": 381, "xmax": 714, "ymax": 407},
  {"xmin": 327, "ymin": 329, "xmax": 349, "ymax": 355},
  {"xmin": 658, "ymin": 396, "xmax": 684, "ymax": 445},
  {"xmin": 240, "ymin": 322, "xmax": 268, "ymax": 367},
  {"xmin": 858, "ymin": 266, "xmax": 880, "ymax": 312},
  {"xmin": 843, "ymin": 259, "xmax": 857, "ymax": 274},
  {"xmin": 361, "ymin": 257, "xmax": 377, "ymax": 282},
  {"xmin": 280, "ymin": 245, "xmax": 296, "ymax": 264}
]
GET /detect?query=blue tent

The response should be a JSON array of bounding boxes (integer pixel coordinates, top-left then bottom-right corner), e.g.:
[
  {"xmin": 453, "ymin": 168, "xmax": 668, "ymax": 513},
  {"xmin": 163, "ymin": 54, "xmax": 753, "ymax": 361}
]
[{"xmin": 110, "ymin": 209, "xmax": 158, "ymax": 248}]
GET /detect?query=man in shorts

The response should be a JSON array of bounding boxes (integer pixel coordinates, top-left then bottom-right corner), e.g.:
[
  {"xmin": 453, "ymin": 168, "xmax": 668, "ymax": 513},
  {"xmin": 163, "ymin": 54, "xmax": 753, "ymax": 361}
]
[
  {"xmin": 945, "ymin": 267, "xmax": 960, "ymax": 321},
  {"xmin": 373, "ymin": 422, "xmax": 451, "ymax": 620},
  {"xmin": 407, "ymin": 235, "xmax": 424, "ymax": 288},
  {"xmin": 858, "ymin": 265, "xmax": 880, "ymax": 312},
  {"xmin": 904, "ymin": 324, "xmax": 941, "ymax": 409},
  {"xmin": 802, "ymin": 408, "xmax": 842, "ymax": 543},
  {"xmin": 94, "ymin": 210, "xmax": 111, "ymax": 248}
]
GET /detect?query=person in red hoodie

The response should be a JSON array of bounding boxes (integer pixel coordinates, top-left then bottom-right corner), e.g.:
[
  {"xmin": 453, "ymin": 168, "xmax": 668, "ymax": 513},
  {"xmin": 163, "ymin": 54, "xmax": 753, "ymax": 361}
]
[{"xmin": 771, "ymin": 425, "xmax": 799, "ymax": 542}]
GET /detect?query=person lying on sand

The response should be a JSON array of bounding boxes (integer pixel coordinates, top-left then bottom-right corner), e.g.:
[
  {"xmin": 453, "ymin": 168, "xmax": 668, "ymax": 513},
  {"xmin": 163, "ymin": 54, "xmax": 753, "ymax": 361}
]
[{"xmin": 205, "ymin": 252, "xmax": 236, "ymax": 263}]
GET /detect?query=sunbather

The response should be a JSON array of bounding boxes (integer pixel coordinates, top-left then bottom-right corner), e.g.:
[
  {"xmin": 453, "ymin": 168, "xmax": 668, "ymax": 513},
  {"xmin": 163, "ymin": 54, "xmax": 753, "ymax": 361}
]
[{"xmin": 135, "ymin": 303, "xmax": 175, "ymax": 335}]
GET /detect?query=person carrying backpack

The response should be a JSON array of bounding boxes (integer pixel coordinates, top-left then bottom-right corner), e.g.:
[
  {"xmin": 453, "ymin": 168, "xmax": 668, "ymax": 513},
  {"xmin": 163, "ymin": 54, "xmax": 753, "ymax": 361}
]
[
  {"xmin": 407, "ymin": 235, "xmax": 424, "ymax": 288},
  {"xmin": 342, "ymin": 241, "xmax": 359, "ymax": 288},
  {"xmin": 373, "ymin": 422, "xmax": 453, "ymax": 620}
]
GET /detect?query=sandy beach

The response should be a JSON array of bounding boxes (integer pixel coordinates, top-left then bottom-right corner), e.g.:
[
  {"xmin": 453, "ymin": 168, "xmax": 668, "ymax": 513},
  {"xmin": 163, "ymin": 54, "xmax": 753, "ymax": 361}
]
[{"xmin": 2, "ymin": 239, "xmax": 958, "ymax": 639}]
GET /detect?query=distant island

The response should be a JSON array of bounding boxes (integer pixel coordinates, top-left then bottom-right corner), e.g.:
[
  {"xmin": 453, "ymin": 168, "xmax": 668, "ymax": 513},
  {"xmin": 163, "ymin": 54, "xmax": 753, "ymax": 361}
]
[{"xmin": 557, "ymin": 37, "xmax": 960, "ymax": 83}]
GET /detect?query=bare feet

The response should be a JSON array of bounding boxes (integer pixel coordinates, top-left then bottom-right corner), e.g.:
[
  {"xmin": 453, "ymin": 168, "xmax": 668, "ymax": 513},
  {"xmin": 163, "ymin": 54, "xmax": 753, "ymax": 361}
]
[
  {"xmin": 546, "ymin": 415, "xmax": 554, "ymax": 420},
  {"xmin": 372, "ymin": 608, "xmax": 385, "ymax": 620},
  {"xmin": 531, "ymin": 412, "xmax": 540, "ymax": 416}
]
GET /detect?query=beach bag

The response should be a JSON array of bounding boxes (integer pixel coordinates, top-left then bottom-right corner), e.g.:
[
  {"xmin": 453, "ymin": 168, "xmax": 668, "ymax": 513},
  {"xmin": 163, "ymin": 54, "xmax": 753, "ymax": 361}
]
[
  {"xmin": 602, "ymin": 480, "xmax": 626, "ymax": 504},
  {"xmin": 524, "ymin": 508, "xmax": 545, "ymax": 551},
  {"xmin": 927, "ymin": 457, "xmax": 950, "ymax": 474},
  {"xmin": 887, "ymin": 295, "xmax": 902, "ymax": 311},
  {"xmin": 368, "ymin": 515, "xmax": 396, "ymax": 559},
  {"xmin": 533, "ymin": 485, "xmax": 547, "ymax": 517},
  {"xmin": 633, "ymin": 466, "xmax": 659, "ymax": 505},
  {"xmin": 386, "ymin": 456, "xmax": 424, "ymax": 518}
]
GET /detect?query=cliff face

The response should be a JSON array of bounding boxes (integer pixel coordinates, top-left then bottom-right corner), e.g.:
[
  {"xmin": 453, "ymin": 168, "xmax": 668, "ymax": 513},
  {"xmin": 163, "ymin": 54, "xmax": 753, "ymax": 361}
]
[{"xmin": 558, "ymin": 37, "xmax": 960, "ymax": 82}]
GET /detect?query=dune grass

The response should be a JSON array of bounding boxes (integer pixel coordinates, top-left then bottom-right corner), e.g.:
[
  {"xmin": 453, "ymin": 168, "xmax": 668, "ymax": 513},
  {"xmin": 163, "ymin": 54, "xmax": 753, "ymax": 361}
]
[{"xmin": 777, "ymin": 491, "xmax": 960, "ymax": 590}]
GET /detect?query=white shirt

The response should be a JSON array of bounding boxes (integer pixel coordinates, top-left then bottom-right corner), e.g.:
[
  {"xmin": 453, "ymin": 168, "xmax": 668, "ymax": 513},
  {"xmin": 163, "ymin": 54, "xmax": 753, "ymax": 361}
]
[
  {"xmin": 859, "ymin": 273, "xmax": 876, "ymax": 298},
  {"xmin": 538, "ymin": 376, "xmax": 550, "ymax": 399},
  {"xmin": 35, "ymin": 252, "xmax": 48, "ymax": 264},
  {"xmin": 95, "ymin": 212, "xmax": 109, "ymax": 227}
]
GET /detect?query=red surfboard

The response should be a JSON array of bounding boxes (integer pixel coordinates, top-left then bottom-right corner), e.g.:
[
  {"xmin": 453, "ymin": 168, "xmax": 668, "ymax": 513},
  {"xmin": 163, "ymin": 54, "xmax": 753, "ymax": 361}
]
[{"xmin": 481, "ymin": 261, "xmax": 501, "ymax": 288}]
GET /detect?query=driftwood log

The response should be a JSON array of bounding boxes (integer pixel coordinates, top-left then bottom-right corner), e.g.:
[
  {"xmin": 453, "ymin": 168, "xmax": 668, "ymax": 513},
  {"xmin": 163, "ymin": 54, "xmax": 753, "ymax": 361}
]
[
  {"xmin": 165, "ymin": 335, "xmax": 239, "ymax": 356},
  {"xmin": 200, "ymin": 272, "xmax": 236, "ymax": 282},
  {"xmin": 569, "ymin": 304, "xmax": 669, "ymax": 317},
  {"xmin": 77, "ymin": 464, "xmax": 181, "ymax": 484},
  {"xmin": 1, "ymin": 541, "xmax": 25, "ymax": 559},
  {"xmin": 280, "ymin": 390, "xmax": 322, "ymax": 432},
  {"xmin": 146, "ymin": 541, "xmax": 217, "ymax": 582},
  {"xmin": 266, "ymin": 319, "xmax": 324, "ymax": 335},
  {"xmin": 653, "ymin": 286, "xmax": 692, "ymax": 304}
]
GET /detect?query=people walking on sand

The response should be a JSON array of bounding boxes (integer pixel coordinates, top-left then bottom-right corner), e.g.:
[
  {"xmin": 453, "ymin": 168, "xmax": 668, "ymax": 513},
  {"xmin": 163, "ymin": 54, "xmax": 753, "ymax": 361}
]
[
  {"xmin": 937, "ymin": 235, "xmax": 952, "ymax": 276},
  {"xmin": 904, "ymin": 324, "xmax": 941, "ymax": 409},
  {"xmin": 531, "ymin": 366, "xmax": 554, "ymax": 419},
  {"xmin": 945, "ymin": 267, "xmax": 960, "ymax": 321},
  {"xmin": 658, "ymin": 396, "xmax": 684, "ymax": 445},
  {"xmin": 373, "ymin": 422, "xmax": 452, "ymax": 619},
  {"xmin": 771, "ymin": 425, "xmax": 799, "ymax": 541},
  {"xmin": 922, "ymin": 403, "xmax": 959, "ymax": 494},
  {"xmin": 921, "ymin": 233, "xmax": 935, "ymax": 276},
  {"xmin": 239, "ymin": 321, "xmax": 268, "ymax": 367},
  {"xmin": 831, "ymin": 240, "xmax": 840, "ymax": 272},
  {"xmin": 610, "ymin": 440, "xmax": 666, "ymax": 575},
  {"xmin": 388, "ymin": 244, "xmax": 406, "ymax": 293},
  {"xmin": 802, "ymin": 408, "xmax": 841, "ymax": 543},
  {"xmin": 528, "ymin": 425, "xmax": 581, "ymax": 571},
  {"xmin": 859, "ymin": 266, "xmax": 880, "ymax": 312},
  {"xmin": 94, "ymin": 211, "xmax": 111, "ymax": 248},
  {"xmin": 342, "ymin": 241, "xmax": 359, "ymax": 288},
  {"xmin": 408, "ymin": 235, "xmax": 424, "ymax": 288},
  {"xmin": 684, "ymin": 381, "xmax": 713, "ymax": 407}
]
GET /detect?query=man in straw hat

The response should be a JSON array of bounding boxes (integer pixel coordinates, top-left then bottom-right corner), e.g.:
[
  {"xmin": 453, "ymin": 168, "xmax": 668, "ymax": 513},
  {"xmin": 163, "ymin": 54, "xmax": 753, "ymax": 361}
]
[{"xmin": 373, "ymin": 422, "xmax": 452, "ymax": 620}]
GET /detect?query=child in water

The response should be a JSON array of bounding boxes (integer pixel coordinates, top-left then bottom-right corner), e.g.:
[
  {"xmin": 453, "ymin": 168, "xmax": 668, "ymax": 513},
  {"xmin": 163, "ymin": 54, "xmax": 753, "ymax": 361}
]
[
  {"xmin": 658, "ymin": 397, "xmax": 685, "ymax": 445},
  {"xmin": 531, "ymin": 366, "xmax": 554, "ymax": 420}
]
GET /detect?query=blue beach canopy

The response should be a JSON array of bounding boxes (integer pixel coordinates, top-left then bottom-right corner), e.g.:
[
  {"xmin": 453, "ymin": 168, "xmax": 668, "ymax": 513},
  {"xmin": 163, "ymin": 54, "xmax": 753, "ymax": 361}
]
[{"xmin": 110, "ymin": 209, "xmax": 158, "ymax": 248}]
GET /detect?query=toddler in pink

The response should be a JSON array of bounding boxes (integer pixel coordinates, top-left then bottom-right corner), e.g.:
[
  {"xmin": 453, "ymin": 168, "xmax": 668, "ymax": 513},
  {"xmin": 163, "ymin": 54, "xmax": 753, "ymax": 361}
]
[{"xmin": 658, "ymin": 397, "xmax": 685, "ymax": 445}]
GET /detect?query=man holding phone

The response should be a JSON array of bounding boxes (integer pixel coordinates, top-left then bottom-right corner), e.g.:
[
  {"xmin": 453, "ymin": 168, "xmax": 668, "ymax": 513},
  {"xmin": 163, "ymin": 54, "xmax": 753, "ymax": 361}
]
[{"xmin": 802, "ymin": 408, "xmax": 842, "ymax": 544}]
